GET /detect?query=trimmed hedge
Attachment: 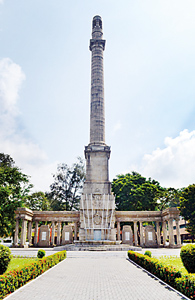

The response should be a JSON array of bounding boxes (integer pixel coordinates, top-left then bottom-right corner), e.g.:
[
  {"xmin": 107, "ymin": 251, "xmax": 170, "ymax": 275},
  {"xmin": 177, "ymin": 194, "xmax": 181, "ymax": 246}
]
[
  {"xmin": 180, "ymin": 244, "xmax": 195, "ymax": 273},
  {"xmin": 175, "ymin": 275, "xmax": 195, "ymax": 299},
  {"xmin": 0, "ymin": 245, "xmax": 12, "ymax": 275},
  {"xmin": 128, "ymin": 251, "xmax": 195, "ymax": 299},
  {"xmin": 0, "ymin": 251, "xmax": 66, "ymax": 299}
]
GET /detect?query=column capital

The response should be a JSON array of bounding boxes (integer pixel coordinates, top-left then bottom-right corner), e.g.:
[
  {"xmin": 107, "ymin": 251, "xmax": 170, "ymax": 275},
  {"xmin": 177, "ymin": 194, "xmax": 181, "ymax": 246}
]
[{"xmin": 89, "ymin": 39, "xmax": 106, "ymax": 51}]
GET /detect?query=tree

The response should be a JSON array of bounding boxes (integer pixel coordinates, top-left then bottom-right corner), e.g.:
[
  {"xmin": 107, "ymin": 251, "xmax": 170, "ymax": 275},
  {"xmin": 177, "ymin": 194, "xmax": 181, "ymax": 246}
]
[
  {"xmin": 157, "ymin": 187, "xmax": 182, "ymax": 211},
  {"xmin": 24, "ymin": 192, "xmax": 50, "ymax": 211},
  {"xmin": 180, "ymin": 184, "xmax": 195, "ymax": 236},
  {"xmin": 111, "ymin": 172, "xmax": 164, "ymax": 211},
  {"xmin": 0, "ymin": 153, "xmax": 32, "ymax": 237},
  {"xmin": 47, "ymin": 157, "xmax": 85, "ymax": 211}
]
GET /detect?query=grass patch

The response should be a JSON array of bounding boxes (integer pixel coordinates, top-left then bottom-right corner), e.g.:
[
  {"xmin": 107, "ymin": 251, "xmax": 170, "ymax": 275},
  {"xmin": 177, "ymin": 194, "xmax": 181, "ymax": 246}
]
[
  {"xmin": 158, "ymin": 256, "xmax": 188, "ymax": 275},
  {"xmin": 6, "ymin": 258, "xmax": 38, "ymax": 273}
]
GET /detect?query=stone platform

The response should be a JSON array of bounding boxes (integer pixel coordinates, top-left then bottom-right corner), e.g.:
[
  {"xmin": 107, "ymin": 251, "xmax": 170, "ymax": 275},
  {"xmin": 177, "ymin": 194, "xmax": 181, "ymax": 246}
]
[{"xmin": 54, "ymin": 243, "xmax": 142, "ymax": 252}]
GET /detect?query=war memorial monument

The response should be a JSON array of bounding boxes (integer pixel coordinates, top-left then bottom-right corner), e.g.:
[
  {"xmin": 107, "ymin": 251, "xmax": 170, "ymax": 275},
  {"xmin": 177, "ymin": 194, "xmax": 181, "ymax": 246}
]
[{"xmin": 14, "ymin": 16, "xmax": 181, "ymax": 249}]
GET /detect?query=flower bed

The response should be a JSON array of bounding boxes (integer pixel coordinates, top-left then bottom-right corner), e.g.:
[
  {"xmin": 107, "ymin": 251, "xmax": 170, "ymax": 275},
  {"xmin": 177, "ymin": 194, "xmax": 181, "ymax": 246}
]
[
  {"xmin": 128, "ymin": 251, "xmax": 195, "ymax": 299},
  {"xmin": 0, "ymin": 251, "xmax": 66, "ymax": 299}
]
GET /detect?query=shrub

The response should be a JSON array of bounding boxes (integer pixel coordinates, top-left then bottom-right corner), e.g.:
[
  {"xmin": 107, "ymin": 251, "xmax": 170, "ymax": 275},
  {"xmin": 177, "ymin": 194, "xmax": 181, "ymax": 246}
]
[
  {"xmin": 128, "ymin": 251, "xmax": 182, "ymax": 288},
  {"xmin": 144, "ymin": 250, "xmax": 152, "ymax": 257},
  {"xmin": 128, "ymin": 250, "xmax": 195, "ymax": 299},
  {"xmin": 0, "ymin": 245, "xmax": 12, "ymax": 275},
  {"xmin": 175, "ymin": 275, "xmax": 195, "ymax": 299},
  {"xmin": 0, "ymin": 250, "xmax": 66, "ymax": 299},
  {"xmin": 180, "ymin": 244, "xmax": 195, "ymax": 273},
  {"xmin": 37, "ymin": 249, "xmax": 46, "ymax": 259}
]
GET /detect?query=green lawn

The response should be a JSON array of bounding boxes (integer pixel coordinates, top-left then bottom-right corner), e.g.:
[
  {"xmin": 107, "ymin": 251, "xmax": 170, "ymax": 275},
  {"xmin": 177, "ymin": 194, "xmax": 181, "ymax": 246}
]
[
  {"xmin": 6, "ymin": 258, "xmax": 38, "ymax": 273},
  {"xmin": 158, "ymin": 256, "xmax": 188, "ymax": 275}
]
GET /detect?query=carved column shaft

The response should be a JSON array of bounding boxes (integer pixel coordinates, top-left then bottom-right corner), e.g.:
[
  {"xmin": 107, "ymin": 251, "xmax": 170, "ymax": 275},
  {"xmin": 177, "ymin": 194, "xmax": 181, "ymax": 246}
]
[
  {"xmin": 51, "ymin": 221, "xmax": 55, "ymax": 246},
  {"xmin": 162, "ymin": 220, "xmax": 167, "ymax": 246},
  {"xmin": 176, "ymin": 219, "xmax": 181, "ymax": 245},
  {"xmin": 34, "ymin": 221, "xmax": 39, "ymax": 246},
  {"xmin": 140, "ymin": 221, "xmax": 144, "ymax": 247},
  {"xmin": 168, "ymin": 218, "xmax": 174, "ymax": 247},
  {"xmin": 14, "ymin": 218, "xmax": 19, "ymax": 246},
  {"xmin": 117, "ymin": 221, "xmax": 120, "ymax": 241},
  {"xmin": 57, "ymin": 222, "xmax": 61, "ymax": 246},
  {"xmin": 74, "ymin": 222, "xmax": 77, "ymax": 241},
  {"xmin": 156, "ymin": 221, "xmax": 161, "ymax": 246},
  {"xmin": 20, "ymin": 219, "xmax": 27, "ymax": 247},
  {"xmin": 134, "ymin": 221, "xmax": 138, "ymax": 246},
  {"xmin": 27, "ymin": 221, "xmax": 32, "ymax": 244}
]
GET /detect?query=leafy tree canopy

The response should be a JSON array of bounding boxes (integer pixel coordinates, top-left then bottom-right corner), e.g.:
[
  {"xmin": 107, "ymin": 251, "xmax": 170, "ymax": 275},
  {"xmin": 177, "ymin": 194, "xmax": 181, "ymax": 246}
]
[
  {"xmin": 158, "ymin": 187, "xmax": 182, "ymax": 210},
  {"xmin": 24, "ymin": 192, "xmax": 50, "ymax": 211},
  {"xmin": 0, "ymin": 153, "xmax": 32, "ymax": 237},
  {"xmin": 180, "ymin": 184, "xmax": 195, "ymax": 236},
  {"xmin": 111, "ymin": 172, "xmax": 165, "ymax": 211},
  {"xmin": 47, "ymin": 157, "xmax": 85, "ymax": 211}
]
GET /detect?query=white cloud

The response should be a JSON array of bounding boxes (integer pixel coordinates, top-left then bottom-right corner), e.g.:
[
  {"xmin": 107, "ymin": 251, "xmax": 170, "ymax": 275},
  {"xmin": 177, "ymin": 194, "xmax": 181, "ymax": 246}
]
[
  {"xmin": 0, "ymin": 58, "xmax": 57, "ymax": 191},
  {"xmin": 113, "ymin": 121, "xmax": 122, "ymax": 134},
  {"xmin": 0, "ymin": 58, "xmax": 25, "ymax": 115},
  {"xmin": 137, "ymin": 129, "xmax": 195, "ymax": 188}
]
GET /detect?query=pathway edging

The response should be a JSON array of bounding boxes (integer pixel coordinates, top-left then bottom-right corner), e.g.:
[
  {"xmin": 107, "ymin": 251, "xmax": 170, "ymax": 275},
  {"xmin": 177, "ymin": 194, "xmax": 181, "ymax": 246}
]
[
  {"xmin": 127, "ymin": 258, "xmax": 190, "ymax": 300},
  {"xmin": 5, "ymin": 258, "xmax": 66, "ymax": 299}
]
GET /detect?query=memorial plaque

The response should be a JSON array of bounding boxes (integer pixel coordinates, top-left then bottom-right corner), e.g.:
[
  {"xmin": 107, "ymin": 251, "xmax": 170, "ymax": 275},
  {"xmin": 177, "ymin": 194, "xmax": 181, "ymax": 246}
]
[
  {"xmin": 148, "ymin": 232, "xmax": 153, "ymax": 241},
  {"xmin": 65, "ymin": 232, "xmax": 70, "ymax": 241},
  {"xmin": 42, "ymin": 232, "xmax": 46, "ymax": 241},
  {"xmin": 125, "ymin": 231, "xmax": 130, "ymax": 241}
]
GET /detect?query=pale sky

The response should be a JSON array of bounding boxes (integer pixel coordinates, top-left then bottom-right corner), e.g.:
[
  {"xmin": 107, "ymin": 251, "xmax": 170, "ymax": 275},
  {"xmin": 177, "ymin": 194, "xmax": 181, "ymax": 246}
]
[{"xmin": 0, "ymin": 0, "xmax": 195, "ymax": 191}]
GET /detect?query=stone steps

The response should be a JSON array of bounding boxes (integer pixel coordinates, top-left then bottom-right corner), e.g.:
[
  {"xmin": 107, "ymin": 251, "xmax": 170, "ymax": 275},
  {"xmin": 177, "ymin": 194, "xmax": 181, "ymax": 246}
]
[{"xmin": 54, "ymin": 244, "xmax": 142, "ymax": 252}]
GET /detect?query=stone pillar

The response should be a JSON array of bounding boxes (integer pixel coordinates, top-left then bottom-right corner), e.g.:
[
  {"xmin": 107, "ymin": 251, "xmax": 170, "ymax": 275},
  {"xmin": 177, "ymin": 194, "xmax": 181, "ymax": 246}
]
[
  {"xmin": 57, "ymin": 222, "xmax": 61, "ymax": 246},
  {"xmin": 27, "ymin": 221, "xmax": 32, "ymax": 245},
  {"xmin": 34, "ymin": 221, "xmax": 39, "ymax": 246},
  {"xmin": 20, "ymin": 219, "xmax": 27, "ymax": 247},
  {"xmin": 134, "ymin": 221, "xmax": 138, "ymax": 246},
  {"xmin": 139, "ymin": 221, "xmax": 144, "ymax": 247},
  {"xmin": 175, "ymin": 219, "xmax": 181, "ymax": 246},
  {"xmin": 89, "ymin": 15, "xmax": 106, "ymax": 144},
  {"xmin": 117, "ymin": 221, "xmax": 120, "ymax": 241},
  {"xmin": 156, "ymin": 221, "xmax": 161, "ymax": 246},
  {"xmin": 51, "ymin": 221, "xmax": 55, "ymax": 246},
  {"xmin": 168, "ymin": 218, "xmax": 174, "ymax": 247},
  {"xmin": 74, "ymin": 222, "xmax": 77, "ymax": 242},
  {"xmin": 162, "ymin": 220, "xmax": 167, "ymax": 246},
  {"xmin": 14, "ymin": 218, "xmax": 19, "ymax": 246}
]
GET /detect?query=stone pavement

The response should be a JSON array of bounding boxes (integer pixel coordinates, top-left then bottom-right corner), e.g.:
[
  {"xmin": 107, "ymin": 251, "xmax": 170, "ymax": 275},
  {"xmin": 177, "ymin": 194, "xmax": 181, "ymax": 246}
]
[{"xmin": 7, "ymin": 251, "xmax": 186, "ymax": 300}]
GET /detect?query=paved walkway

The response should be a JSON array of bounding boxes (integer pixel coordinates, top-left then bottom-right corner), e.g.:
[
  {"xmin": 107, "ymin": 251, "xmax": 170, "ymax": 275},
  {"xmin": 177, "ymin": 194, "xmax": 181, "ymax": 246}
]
[{"xmin": 7, "ymin": 251, "xmax": 186, "ymax": 300}]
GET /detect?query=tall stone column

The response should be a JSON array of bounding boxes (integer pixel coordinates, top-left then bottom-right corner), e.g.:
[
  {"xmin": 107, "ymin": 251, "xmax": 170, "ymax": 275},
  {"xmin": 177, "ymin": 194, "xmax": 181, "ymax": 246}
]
[
  {"xmin": 34, "ymin": 221, "xmax": 39, "ymax": 246},
  {"xmin": 156, "ymin": 221, "xmax": 161, "ymax": 246},
  {"xmin": 79, "ymin": 16, "xmax": 116, "ymax": 242},
  {"xmin": 20, "ymin": 219, "xmax": 27, "ymax": 247},
  {"xmin": 134, "ymin": 221, "xmax": 138, "ymax": 246},
  {"xmin": 57, "ymin": 222, "xmax": 61, "ymax": 246},
  {"xmin": 117, "ymin": 221, "xmax": 120, "ymax": 241},
  {"xmin": 168, "ymin": 218, "xmax": 174, "ymax": 247},
  {"xmin": 89, "ymin": 15, "xmax": 105, "ymax": 145},
  {"xmin": 176, "ymin": 219, "xmax": 181, "ymax": 246},
  {"xmin": 14, "ymin": 218, "xmax": 19, "ymax": 246},
  {"xmin": 27, "ymin": 221, "xmax": 32, "ymax": 245},
  {"xmin": 51, "ymin": 221, "xmax": 55, "ymax": 246},
  {"xmin": 139, "ymin": 221, "xmax": 144, "ymax": 247},
  {"xmin": 74, "ymin": 222, "xmax": 77, "ymax": 242},
  {"xmin": 162, "ymin": 220, "xmax": 167, "ymax": 246}
]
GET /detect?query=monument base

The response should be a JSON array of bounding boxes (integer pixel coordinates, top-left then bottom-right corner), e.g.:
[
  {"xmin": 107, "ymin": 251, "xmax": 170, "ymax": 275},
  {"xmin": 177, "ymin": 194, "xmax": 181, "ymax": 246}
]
[{"xmin": 75, "ymin": 240, "xmax": 120, "ymax": 246}]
